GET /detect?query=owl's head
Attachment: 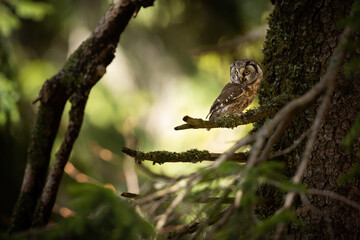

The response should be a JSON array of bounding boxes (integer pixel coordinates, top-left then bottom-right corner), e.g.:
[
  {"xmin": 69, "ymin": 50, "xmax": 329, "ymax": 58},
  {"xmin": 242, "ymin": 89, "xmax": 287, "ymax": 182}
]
[{"xmin": 230, "ymin": 59, "xmax": 263, "ymax": 84}]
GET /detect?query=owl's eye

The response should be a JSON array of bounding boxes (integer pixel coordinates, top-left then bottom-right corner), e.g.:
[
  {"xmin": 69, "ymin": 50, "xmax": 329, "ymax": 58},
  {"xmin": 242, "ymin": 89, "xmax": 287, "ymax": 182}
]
[
  {"xmin": 235, "ymin": 70, "xmax": 240, "ymax": 76},
  {"xmin": 244, "ymin": 70, "xmax": 250, "ymax": 76}
]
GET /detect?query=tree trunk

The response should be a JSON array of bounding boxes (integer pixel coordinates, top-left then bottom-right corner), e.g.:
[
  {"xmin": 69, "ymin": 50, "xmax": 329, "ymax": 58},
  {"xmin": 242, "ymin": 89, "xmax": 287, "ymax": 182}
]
[{"xmin": 260, "ymin": 0, "xmax": 360, "ymax": 239}]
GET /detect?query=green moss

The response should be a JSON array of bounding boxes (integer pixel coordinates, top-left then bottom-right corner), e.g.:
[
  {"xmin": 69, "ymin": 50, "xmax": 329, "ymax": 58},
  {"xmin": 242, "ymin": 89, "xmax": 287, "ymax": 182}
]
[
  {"xmin": 134, "ymin": 149, "xmax": 211, "ymax": 165},
  {"xmin": 9, "ymin": 192, "xmax": 36, "ymax": 232},
  {"xmin": 29, "ymin": 104, "xmax": 62, "ymax": 168},
  {"xmin": 213, "ymin": 113, "xmax": 243, "ymax": 129},
  {"xmin": 60, "ymin": 38, "xmax": 91, "ymax": 95}
]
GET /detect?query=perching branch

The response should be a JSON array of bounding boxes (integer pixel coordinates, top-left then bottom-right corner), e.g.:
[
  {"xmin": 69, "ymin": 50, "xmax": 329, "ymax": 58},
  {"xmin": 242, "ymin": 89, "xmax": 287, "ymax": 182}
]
[
  {"xmin": 174, "ymin": 104, "xmax": 278, "ymax": 131},
  {"xmin": 10, "ymin": 0, "xmax": 155, "ymax": 232},
  {"xmin": 174, "ymin": 93, "xmax": 291, "ymax": 131},
  {"xmin": 122, "ymin": 147, "xmax": 248, "ymax": 164}
]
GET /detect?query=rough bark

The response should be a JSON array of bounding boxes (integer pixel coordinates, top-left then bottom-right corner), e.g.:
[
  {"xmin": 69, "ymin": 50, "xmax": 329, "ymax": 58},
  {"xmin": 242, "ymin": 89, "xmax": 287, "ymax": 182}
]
[{"xmin": 259, "ymin": 0, "xmax": 360, "ymax": 239}]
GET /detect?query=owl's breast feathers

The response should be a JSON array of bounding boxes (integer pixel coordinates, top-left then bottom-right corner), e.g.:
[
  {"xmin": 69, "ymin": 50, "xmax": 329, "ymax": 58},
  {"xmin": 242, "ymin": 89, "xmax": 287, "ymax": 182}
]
[{"xmin": 207, "ymin": 79, "xmax": 260, "ymax": 120}]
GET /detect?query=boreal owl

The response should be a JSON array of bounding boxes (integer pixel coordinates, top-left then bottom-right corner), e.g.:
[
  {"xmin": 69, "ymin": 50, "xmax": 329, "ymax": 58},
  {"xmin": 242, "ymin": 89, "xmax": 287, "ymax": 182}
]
[{"xmin": 207, "ymin": 59, "xmax": 263, "ymax": 121}]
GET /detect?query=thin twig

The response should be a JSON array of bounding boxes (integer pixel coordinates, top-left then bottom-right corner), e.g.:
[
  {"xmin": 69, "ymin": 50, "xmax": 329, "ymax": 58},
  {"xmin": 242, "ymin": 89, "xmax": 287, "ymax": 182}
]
[
  {"xmin": 156, "ymin": 190, "xmax": 188, "ymax": 231},
  {"xmin": 258, "ymin": 119, "xmax": 288, "ymax": 163},
  {"xmin": 204, "ymin": 204, "xmax": 235, "ymax": 240},
  {"xmin": 308, "ymin": 189, "xmax": 360, "ymax": 211},
  {"xmin": 168, "ymin": 221, "xmax": 201, "ymax": 240},
  {"xmin": 212, "ymin": 134, "xmax": 255, "ymax": 168},
  {"xmin": 134, "ymin": 174, "xmax": 200, "ymax": 206},
  {"xmin": 247, "ymin": 79, "xmax": 327, "ymax": 168},
  {"xmin": 137, "ymin": 164, "xmax": 173, "ymax": 180},
  {"xmin": 269, "ymin": 129, "xmax": 309, "ymax": 158}
]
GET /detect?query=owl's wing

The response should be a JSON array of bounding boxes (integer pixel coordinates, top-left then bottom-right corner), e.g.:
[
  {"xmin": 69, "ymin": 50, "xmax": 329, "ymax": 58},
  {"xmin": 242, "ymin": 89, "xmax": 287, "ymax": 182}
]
[{"xmin": 206, "ymin": 83, "xmax": 244, "ymax": 119}]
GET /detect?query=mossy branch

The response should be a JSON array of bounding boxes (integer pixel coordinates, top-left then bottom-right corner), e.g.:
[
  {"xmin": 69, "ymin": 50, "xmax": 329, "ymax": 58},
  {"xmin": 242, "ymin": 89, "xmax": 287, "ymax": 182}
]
[
  {"xmin": 175, "ymin": 105, "xmax": 276, "ymax": 131},
  {"xmin": 174, "ymin": 94, "xmax": 291, "ymax": 130},
  {"xmin": 122, "ymin": 147, "xmax": 248, "ymax": 165}
]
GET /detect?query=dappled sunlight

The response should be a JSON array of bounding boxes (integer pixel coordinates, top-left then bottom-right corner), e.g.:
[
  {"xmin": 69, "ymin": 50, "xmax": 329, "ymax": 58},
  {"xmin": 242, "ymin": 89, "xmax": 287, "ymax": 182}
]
[{"xmin": 1, "ymin": 0, "xmax": 273, "ymax": 233}]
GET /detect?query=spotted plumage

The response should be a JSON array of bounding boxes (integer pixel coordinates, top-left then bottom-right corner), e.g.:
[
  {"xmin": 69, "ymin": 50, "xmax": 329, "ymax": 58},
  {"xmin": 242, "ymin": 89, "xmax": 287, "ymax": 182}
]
[{"xmin": 207, "ymin": 59, "xmax": 263, "ymax": 121}]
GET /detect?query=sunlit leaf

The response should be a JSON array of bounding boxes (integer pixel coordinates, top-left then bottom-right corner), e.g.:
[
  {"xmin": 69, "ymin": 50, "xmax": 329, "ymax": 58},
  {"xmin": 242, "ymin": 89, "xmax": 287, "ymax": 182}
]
[
  {"xmin": 15, "ymin": 0, "xmax": 53, "ymax": 21},
  {"xmin": 0, "ymin": 74, "xmax": 20, "ymax": 125},
  {"xmin": 0, "ymin": 6, "xmax": 20, "ymax": 36}
]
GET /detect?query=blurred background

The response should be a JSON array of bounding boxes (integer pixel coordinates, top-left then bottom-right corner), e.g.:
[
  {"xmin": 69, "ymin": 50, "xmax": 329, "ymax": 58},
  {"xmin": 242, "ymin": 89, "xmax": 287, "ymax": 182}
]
[{"xmin": 0, "ymin": 0, "xmax": 271, "ymax": 230}]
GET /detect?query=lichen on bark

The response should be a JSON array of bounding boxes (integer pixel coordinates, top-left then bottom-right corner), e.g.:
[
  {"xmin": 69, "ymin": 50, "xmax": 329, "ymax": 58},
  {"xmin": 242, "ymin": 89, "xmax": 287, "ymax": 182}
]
[{"xmin": 257, "ymin": 0, "xmax": 360, "ymax": 238}]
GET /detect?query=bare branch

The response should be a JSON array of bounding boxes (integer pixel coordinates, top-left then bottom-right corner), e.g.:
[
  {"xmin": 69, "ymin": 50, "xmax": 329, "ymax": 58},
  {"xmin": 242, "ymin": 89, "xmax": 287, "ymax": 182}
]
[
  {"xmin": 258, "ymin": 119, "xmax": 289, "ymax": 163},
  {"xmin": 156, "ymin": 190, "xmax": 188, "ymax": 232},
  {"xmin": 269, "ymin": 129, "xmax": 309, "ymax": 158},
  {"xmin": 167, "ymin": 221, "xmax": 201, "ymax": 240},
  {"xmin": 134, "ymin": 174, "xmax": 201, "ymax": 206},
  {"xmin": 211, "ymin": 134, "xmax": 255, "ymax": 168},
  {"xmin": 122, "ymin": 147, "xmax": 248, "ymax": 164},
  {"xmin": 204, "ymin": 204, "xmax": 235, "ymax": 240}
]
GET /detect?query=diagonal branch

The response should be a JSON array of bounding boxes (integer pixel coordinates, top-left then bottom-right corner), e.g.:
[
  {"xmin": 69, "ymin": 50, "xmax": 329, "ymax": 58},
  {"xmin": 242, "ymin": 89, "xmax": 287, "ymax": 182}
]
[
  {"xmin": 10, "ymin": 0, "xmax": 155, "ymax": 232},
  {"xmin": 308, "ymin": 189, "xmax": 360, "ymax": 211}
]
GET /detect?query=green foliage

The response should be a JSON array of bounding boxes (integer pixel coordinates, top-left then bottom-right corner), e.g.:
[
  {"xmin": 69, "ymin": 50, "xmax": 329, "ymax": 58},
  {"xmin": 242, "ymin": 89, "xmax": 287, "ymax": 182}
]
[
  {"xmin": 342, "ymin": 112, "xmax": 360, "ymax": 155},
  {"xmin": 252, "ymin": 209, "xmax": 302, "ymax": 239},
  {"xmin": 337, "ymin": 161, "xmax": 360, "ymax": 186},
  {"xmin": 1, "ymin": 0, "xmax": 277, "ymax": 237},
  {"xmin": 0, "ymin": 73, "xmax": 19, "ymax": 125},
  {"xmin": 343, "ymin": 56, "xmax": 360, "ymax": 77},
  {"xmin": 240, "ymin": 162, "xmax": 305, "ymax": 207},
  {"xmin": 181, "ymin": 161, "xmax": 308, "ymax": 239},
  {"xmin": 0, "ymin": 5, "xmax": 20, "ymax": 37},
  {"xmin": 14, "ymin": 0, "xmax": 52, "ymax": 20},
  {"xmin": 217, "ymin": 161, "xmax": 245, "ymax": 176},
  {"xmin": 342, "ymin": 0, "xmax": 360, "ymax": 30},
  {"xmin": 0, "ymin": 0, "xmax": 52, "ymax": 36},
  {"xmin": 49, "ymin": 183, "xmax": 155, "ymax": 240}
]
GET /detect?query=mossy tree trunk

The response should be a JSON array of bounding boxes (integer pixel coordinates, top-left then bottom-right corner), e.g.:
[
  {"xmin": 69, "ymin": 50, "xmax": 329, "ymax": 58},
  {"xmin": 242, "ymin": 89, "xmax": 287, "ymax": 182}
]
[{"xmin": 259, "ymin": 0, "xmax": 360, "ymax": 238}]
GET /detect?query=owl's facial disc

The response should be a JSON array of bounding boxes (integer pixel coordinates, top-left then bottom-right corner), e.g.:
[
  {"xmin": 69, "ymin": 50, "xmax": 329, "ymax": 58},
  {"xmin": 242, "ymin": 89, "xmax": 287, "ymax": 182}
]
[
  {"xmin": 230, "ymin": 59, "xmax": 262, "ymax": 84},
  {"xmin": 231, "ymin": 67, "xmax": 251, "ymax": 83}
]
